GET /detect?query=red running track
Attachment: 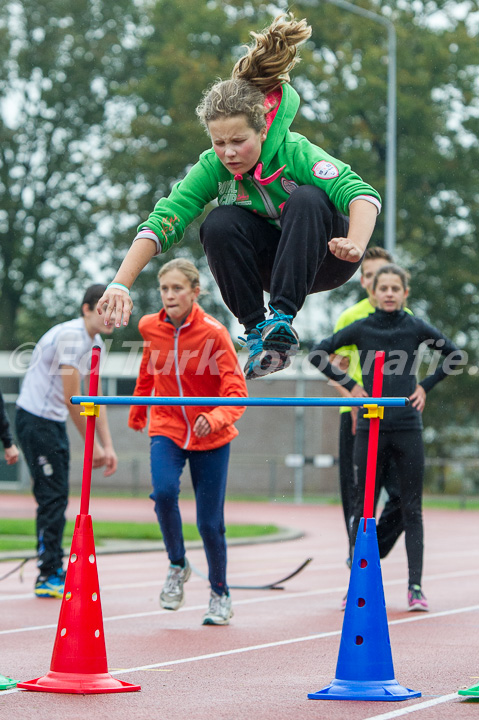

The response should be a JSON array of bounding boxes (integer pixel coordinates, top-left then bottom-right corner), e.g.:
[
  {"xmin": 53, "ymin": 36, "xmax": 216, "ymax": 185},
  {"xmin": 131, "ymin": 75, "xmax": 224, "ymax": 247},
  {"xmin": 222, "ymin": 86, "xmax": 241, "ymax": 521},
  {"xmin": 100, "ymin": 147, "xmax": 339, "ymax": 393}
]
[{"xmin": 1, "ymin": 494, "xmax": 479, "ymax": 719}]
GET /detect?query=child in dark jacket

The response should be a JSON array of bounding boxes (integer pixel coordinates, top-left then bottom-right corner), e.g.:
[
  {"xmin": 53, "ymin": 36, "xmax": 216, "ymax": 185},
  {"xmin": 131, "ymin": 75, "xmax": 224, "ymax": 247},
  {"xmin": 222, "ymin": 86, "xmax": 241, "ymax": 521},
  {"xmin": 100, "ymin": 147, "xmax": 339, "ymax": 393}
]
[{"xmin": 310, "ymin": 264, "xmax": 464, "ymax": 611}]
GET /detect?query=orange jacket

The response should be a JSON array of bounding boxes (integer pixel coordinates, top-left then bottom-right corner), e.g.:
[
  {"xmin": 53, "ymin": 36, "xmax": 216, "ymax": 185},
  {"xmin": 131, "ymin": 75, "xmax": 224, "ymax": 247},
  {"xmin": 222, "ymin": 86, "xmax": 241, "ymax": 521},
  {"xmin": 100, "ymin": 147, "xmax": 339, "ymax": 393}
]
[{"xmin": 128, "ymin": 303, "xmax": 247, "ymax": 451}]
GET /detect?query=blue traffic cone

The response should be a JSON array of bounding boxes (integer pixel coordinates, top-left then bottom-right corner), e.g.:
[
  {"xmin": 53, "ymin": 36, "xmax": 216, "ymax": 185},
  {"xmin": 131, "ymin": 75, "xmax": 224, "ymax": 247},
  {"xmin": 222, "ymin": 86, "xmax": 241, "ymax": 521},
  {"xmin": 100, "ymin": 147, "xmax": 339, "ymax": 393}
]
[{"xmin": 308, "ymin": 518, "xmax": 421, "ymax": 701}]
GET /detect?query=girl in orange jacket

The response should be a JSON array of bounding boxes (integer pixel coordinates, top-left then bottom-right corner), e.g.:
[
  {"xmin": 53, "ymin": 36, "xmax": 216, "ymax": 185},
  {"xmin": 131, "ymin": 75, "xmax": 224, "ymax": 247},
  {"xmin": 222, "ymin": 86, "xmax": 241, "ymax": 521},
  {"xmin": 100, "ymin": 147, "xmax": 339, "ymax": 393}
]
[{"xmin": 129, "ymin": 258, "xmax": 247, "ymax": 625}]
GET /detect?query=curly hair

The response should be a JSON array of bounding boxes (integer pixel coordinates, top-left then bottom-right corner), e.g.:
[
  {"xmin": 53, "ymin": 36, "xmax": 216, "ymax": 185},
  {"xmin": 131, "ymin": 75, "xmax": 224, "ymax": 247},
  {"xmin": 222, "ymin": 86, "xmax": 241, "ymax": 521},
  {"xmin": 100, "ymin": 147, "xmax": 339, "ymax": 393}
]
[{"xmin": 196, "ymin": 13, "xmax": 312, "ymax": 133}]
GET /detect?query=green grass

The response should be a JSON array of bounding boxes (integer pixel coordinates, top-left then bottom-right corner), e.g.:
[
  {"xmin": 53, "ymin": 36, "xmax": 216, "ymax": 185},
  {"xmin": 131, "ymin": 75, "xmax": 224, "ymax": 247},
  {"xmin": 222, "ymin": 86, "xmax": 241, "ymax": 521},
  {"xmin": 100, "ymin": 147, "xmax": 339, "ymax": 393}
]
[
  {"xmin": 422, "ymin": 495, "xmax": 479, "ymax": 510},
  {"xmin": 0, "ymin": 518, "xmax": 279, "ymax": 553}
]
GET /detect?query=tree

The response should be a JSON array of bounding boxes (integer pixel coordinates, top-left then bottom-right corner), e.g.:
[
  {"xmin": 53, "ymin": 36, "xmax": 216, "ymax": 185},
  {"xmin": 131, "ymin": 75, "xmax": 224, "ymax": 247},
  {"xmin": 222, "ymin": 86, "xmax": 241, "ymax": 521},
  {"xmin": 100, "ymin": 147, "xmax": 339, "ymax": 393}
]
[{"xmin": 0, "ymin": 0, "xmax": 147, "ymax": 347}]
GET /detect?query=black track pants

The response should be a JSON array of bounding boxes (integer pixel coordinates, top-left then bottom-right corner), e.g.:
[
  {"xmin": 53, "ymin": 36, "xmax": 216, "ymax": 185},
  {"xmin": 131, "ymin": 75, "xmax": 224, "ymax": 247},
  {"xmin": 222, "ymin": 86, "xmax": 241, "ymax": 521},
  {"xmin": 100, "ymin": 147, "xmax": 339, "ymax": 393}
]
[
  {"xmin": 339, "ymin": 412, "xmax": 404, "ymax": 561},
  {"xmin": 352, "ymin": 429, "xmax": 424, "ymax": 587},
  {"xmin": 15, "ymin": 408, "xmax": 69, "ymax": 576},
  {"xmin": 200, "ymin": 185, "xmax": 360, "ymax": 329}
]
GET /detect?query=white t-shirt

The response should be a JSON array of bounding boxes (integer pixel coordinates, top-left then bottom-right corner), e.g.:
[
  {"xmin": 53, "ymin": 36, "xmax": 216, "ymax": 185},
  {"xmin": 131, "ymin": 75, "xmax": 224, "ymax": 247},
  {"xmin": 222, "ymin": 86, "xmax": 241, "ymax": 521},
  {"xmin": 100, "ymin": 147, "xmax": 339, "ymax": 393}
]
[{"xmin": 17, "ymin": 317, "xmax": 104, "ymax": 422}]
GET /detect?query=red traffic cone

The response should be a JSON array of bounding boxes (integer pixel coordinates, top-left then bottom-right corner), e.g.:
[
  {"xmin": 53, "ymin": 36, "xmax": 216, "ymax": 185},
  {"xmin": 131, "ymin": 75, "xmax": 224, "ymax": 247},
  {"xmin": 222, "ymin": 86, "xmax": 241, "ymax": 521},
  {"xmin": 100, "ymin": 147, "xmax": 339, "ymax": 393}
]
[{"xmin": 17, "ymin": 514, "xmax": 140, "ymax": 694}]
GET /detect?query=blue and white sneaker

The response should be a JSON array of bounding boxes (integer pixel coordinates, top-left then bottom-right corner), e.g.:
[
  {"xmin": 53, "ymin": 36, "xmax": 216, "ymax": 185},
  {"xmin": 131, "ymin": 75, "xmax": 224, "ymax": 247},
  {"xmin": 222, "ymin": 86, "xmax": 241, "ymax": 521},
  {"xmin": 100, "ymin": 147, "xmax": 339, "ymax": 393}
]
[
  {"xmin": 240, "ymin": 309, "xmax": 300, "ymax": 379},
  {"xmin": 34, "ymin": 568, "xmax": 65, "ymax": 599},
  {"xmin": 239, "ymin": 328, "xmax": 265, "ymax": 380},
  {"xmin": 258, "ymin": 307, "xmax": 299, "ymax": 371}
]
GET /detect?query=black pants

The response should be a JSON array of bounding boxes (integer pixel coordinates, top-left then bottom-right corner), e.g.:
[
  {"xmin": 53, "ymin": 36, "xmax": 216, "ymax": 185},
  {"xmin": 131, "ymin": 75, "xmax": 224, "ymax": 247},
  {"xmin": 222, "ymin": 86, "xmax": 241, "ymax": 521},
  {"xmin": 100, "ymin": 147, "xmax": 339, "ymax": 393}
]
[
  {"xmin": 200, "ymin": 185, "xmax": 360, "ymax": 330},
  {"xmin": 352, "ymin": 429, "xmax": 425, "ymax": 587},
  {"xmin": 339, "ymin": 413, "xmax": 404, "ymax": 560},
  {"xmin": 15, "ymin": 408, "xmax": 69, "ymax": 576}
]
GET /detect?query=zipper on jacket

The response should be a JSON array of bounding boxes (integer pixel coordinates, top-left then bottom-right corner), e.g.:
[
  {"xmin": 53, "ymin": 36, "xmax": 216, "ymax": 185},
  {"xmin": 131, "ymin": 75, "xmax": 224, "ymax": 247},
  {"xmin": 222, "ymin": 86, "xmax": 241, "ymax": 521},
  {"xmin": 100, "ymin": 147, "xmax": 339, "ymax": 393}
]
[
  {"xmin": 250, "ymin": 177, "xmax": 281, "ymax": 227},
  {"xmin": 173, "ymin": 326, "xmax": 192, "ymax": 449}
]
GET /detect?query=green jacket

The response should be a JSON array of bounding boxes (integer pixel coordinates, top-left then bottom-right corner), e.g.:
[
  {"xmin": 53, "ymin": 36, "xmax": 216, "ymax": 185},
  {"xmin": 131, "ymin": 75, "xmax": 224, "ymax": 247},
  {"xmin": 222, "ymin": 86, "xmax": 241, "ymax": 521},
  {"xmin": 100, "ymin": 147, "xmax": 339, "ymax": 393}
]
[{"xmin": 139, "ymin": 83, "xmax": 381, "ymax": 252}]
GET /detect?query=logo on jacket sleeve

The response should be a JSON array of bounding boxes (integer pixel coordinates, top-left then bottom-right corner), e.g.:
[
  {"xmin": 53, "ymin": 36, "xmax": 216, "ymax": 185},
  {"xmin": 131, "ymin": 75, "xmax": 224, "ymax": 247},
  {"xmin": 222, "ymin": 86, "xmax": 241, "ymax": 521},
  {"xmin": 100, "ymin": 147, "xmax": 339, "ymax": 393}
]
[{"xmin": 312, "ymin": 160, "xmax": 339, "ymax": 180}]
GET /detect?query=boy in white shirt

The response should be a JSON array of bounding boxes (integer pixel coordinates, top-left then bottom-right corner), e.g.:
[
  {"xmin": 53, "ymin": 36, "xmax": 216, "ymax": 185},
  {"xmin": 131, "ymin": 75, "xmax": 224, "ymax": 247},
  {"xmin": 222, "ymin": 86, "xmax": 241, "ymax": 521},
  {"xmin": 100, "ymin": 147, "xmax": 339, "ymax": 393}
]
[{"xmin": 16, "ymin": 285, "xmax": 117, "ymax": 598}]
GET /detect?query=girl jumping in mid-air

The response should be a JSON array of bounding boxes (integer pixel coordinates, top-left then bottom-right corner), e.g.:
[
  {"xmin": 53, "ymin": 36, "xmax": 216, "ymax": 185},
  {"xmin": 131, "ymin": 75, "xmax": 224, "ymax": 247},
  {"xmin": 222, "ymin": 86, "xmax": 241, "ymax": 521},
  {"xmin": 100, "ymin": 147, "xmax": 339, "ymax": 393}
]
[{"xmin": 98, "ymin": 13, "xmax": 381, "ymax": 379}]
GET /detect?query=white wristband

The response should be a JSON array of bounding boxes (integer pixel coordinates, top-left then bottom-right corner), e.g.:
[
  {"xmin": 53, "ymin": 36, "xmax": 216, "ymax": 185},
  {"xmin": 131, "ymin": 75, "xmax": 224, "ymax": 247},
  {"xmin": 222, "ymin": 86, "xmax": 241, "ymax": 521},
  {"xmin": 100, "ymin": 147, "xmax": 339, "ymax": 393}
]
[{"xmin": 107, "ymin": 282, "xmax": 130, "ymax": 295}]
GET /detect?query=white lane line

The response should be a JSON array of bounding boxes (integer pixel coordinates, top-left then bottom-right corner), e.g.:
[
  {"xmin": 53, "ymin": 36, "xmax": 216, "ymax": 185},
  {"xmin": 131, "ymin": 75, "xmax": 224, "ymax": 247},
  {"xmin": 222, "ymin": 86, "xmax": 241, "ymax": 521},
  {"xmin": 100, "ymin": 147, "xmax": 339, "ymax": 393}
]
[
  {"xmin": 0, "ymin": 622, "xmax": 58, "ymax": 635},
  {"xmin": 102, "ymin": 604, "xmax": 479, "ymax": 677},
  {"xmin": 389, "ymin": 604, "xmax": 479, "ymax": 625},
  {"xmin": 363, "ymin": 692, "xmax": 460, "ymax": 719},
  {"xmin": 2, "ymin": 613, "xmax": 477, "ymax": 705},
  {"xmin": 3, "ymin": 563, "xmax": 479, "ymax": 604},
  {"xmin": 0, "ymin": 629, "xmax": 342, "ymax": 696},
  {"xmin": 0, "ymin": 566, "xmax": 288, "ymax": 598},
  {"xmin": 4, "ymin": 604, "xmax": 479, "ymax": 670},
  {"xmin": 0, "ymin": 566, "xmax": 300, "ymax": 601},
  {"xmin": 110, "ymin": 629, "xmax": 341, "ymax": 675},
  {"xmin": 0, "ymin": 587, "xmax": 347, "ymax": 634},
  {"xmin": 2, "ymin": 568, "xmax": 479, "ymax": 635}
]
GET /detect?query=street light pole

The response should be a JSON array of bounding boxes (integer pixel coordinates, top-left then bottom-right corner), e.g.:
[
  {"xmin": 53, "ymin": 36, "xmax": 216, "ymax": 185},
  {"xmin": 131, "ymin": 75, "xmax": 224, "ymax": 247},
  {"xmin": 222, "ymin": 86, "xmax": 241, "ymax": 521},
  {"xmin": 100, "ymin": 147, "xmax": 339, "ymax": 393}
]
[{"xmin": 303, "ymin": 0, "xmax": 397, "ymax": 254}]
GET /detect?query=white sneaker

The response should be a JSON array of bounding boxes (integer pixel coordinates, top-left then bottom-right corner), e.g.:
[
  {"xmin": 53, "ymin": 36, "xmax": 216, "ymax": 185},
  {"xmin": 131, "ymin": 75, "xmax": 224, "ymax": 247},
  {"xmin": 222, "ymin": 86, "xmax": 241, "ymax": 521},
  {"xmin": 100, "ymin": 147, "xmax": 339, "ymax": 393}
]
[
  {"xmin": 202, "ymin": 590, "xmax": 234, "ymax": 626},
  {"xmin": 160, "ymin": 558, "xmax": 191, "ymax": 611}
]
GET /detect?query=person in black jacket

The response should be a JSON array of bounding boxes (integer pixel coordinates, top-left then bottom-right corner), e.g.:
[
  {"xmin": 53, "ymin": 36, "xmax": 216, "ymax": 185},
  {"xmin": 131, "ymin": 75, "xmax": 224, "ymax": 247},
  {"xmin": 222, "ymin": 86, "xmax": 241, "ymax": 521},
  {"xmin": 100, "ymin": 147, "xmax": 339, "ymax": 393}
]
[
  {"xmin": 309, "ymin": 264, "xmax": 464, "ymax": 611},
  {"xmin": 0, "ymin": 391, "xmax": 19, "ymax": 467}
]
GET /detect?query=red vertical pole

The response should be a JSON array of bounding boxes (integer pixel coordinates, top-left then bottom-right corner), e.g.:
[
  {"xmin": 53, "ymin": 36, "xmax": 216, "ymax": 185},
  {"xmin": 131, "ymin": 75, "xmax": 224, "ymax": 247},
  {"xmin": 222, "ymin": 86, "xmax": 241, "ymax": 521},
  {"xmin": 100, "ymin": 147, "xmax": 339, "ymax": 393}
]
[
  {"xmin": 79, "ymin": 346, "xmax": 101, "ymax": 517},
  {"xmin": 362, "ymin": 350, "xmax": 385, "ymax": 522}
]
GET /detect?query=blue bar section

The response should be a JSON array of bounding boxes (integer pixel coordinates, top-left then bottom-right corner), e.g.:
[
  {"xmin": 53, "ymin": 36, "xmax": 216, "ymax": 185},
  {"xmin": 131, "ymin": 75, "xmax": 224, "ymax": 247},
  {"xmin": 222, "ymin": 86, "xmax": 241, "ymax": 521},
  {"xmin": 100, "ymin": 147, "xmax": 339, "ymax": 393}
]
[{"xmin": 71, "ymin": 396, "xmax": 409, "ymax": 408}]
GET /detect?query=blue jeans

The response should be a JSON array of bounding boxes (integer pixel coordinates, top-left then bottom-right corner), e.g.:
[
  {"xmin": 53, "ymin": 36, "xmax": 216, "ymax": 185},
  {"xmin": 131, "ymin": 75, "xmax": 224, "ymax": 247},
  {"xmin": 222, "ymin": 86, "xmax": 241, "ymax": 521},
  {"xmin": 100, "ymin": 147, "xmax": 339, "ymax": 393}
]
[{"xmin": 150, "ymin": 435, "xmax": 231, "ymax": 595}]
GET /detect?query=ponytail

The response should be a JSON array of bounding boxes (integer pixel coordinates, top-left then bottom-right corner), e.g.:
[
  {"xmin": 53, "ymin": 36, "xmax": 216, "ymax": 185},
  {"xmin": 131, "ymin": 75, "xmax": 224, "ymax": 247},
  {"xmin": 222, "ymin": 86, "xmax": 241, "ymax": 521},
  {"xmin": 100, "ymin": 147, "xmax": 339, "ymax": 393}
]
[
  {"xmin": 232, "ymin": 13, "xmax": 312, "ymax": 94},
  {"xmin": 196, "ymin": 13, "xmax": 312, "ymax": 132}
]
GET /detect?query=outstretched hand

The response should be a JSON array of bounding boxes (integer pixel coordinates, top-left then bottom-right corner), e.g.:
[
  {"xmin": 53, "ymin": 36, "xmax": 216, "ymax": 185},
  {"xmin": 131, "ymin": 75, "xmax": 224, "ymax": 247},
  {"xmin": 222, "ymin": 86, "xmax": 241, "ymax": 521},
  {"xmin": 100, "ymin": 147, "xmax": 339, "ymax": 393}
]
[
  {"xmin": 328, "ymin": 237, "xmax": 364, "ymax": 263},
  {"xmin": 97, "ymin": 287, "xmax": 133, "ymax": 328}
]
